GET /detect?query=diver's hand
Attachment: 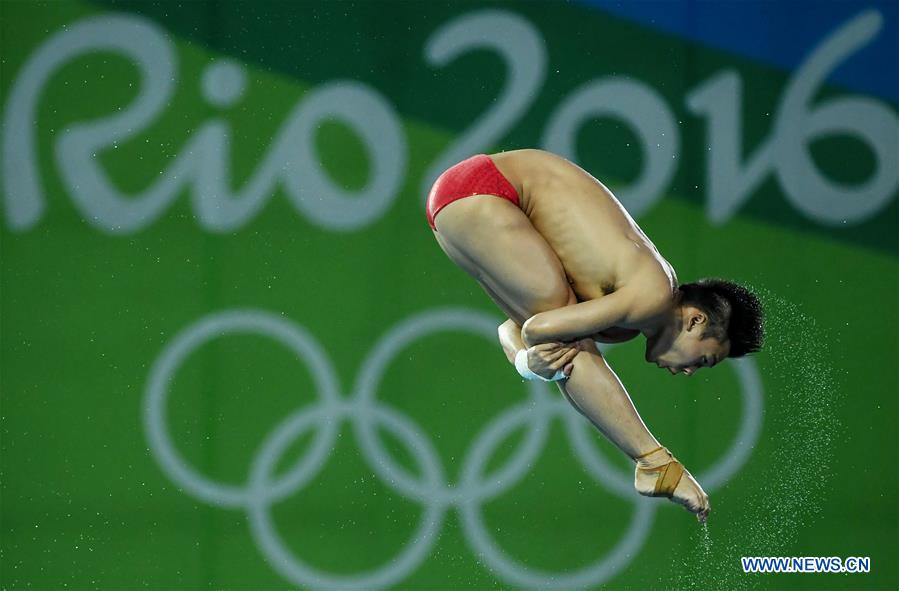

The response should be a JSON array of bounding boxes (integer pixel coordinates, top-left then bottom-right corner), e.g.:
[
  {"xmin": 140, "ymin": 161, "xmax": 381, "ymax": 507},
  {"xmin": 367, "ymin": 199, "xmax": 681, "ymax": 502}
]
[
  {"xmin": 526, "ymin": 342, "xmax": 579, "ymax": 380},
  {"xmin": 634, "ymin": 452, "xmax": 710, "ymax": 523}
]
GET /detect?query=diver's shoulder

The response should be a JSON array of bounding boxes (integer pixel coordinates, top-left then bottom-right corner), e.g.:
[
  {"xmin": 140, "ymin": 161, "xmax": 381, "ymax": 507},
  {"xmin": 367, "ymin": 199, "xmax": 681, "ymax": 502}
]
[{"xmin": 619, "ymin": 265, "xmax": 677, "ymax": 318}]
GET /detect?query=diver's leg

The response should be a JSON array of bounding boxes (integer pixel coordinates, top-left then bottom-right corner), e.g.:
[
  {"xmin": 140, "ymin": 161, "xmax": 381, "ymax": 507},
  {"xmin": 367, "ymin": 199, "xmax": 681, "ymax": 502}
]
[
  {"xmin": 556, "ymin": 338, "xmax": 661, "ymax": 458},
  {"xmin": 433, "ymin": 197, "xmax": 572, "ymax": 323}
]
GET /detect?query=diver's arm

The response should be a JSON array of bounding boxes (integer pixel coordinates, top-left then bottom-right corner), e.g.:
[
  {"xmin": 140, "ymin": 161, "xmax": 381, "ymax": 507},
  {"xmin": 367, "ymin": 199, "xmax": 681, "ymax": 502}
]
[
  {"xmin": 521, "ymin": 298, "xmax": 619, "ymax": 345},
  {"xmin": 499, "ymin": 318, "xmax": 579, "ymax": 378},
  {"xmin": 521, "ymin": 290, "xmax": 641, "ymax": 345}
]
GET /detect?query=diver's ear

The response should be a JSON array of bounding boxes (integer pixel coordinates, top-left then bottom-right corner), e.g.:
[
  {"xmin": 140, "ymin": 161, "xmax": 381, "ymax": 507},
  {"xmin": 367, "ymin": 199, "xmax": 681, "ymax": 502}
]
[{"xmin": 685, "ymin": 307, "xmax": 707, "ymax": 332}]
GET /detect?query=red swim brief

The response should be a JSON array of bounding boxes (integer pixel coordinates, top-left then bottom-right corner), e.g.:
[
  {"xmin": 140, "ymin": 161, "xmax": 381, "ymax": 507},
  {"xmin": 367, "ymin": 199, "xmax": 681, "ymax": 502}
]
[{"xmin": 426, "ymin": 154, "xmax": 521, "ymax": 230}]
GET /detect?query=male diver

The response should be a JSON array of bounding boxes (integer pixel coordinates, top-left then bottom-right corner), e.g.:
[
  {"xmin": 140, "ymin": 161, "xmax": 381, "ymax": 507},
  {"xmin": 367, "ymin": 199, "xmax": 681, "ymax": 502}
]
[{"xmin": 427, "ymin": 149, "xmax": 764, "ymax": 523}]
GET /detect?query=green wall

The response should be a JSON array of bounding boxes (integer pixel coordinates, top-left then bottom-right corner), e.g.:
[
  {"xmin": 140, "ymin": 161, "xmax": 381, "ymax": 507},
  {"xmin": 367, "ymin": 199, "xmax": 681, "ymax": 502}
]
[{"xmin": 2, "ymin": 1, "xmax": 896, "ymax": 589}]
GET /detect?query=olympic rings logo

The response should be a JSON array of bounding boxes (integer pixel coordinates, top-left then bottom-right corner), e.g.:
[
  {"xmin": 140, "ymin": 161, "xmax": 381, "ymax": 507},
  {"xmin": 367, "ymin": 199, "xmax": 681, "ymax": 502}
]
[{"xmin": 143, "ymin": 308, "xmax": 763, "ymax": 590}]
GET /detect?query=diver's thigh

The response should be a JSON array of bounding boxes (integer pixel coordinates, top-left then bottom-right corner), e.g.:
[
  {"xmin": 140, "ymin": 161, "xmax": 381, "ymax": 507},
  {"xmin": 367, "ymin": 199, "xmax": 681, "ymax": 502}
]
[
  {"xmin": 433, "ymin": 228, "xmax": 524, "ymax": 322},
  {"xmin": 478, "ymin": 280, "xmax": 528, "ymax": 324},
  {"xmin": 434, "ymin": 195, "xmax": 572, "ymax": 319}
]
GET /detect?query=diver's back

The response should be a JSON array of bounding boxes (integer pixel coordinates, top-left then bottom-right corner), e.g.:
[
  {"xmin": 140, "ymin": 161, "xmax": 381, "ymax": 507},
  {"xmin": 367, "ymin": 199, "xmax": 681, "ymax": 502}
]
[{"xmin": 489, "ymin": 148, "xmax": 666, "ymax": 299}]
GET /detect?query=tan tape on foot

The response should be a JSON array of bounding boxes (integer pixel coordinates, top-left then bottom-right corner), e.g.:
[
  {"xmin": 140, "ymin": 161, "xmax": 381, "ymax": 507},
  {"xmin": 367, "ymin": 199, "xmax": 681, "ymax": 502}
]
[
  {"xmin": 635, "ymin": 446, "xmax": 686, "ymax": 497},
  {"xmin": 654, "ymin": 460, "xmax": 685, "ymax": 496}
]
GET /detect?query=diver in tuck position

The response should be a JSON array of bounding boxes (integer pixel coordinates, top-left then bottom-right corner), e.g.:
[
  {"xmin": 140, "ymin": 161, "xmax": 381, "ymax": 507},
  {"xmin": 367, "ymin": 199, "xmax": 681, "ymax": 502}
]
[{"xmin": 426, "ymin": 149, "xmax": 764, "ymax": 523}]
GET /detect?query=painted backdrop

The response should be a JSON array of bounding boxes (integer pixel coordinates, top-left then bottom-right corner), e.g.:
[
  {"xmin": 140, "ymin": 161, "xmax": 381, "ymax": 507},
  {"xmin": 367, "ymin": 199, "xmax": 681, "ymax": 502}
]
[{"xmin": 2, "ymin": 1, "xmax": 897, "ymax": 590}]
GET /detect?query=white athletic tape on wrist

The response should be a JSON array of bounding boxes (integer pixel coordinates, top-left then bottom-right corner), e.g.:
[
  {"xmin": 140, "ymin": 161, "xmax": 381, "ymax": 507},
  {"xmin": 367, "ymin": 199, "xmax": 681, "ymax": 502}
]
[{"xmin": 514, "ymin": 348, "xmax": 567, "ymax": 382}]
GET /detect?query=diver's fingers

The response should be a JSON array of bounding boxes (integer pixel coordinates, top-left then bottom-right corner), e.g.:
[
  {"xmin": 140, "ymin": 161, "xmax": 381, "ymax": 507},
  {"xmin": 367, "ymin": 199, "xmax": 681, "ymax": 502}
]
[{"xmin": 551, "ymin": 347, "xmax": 580, "ymax": 370}]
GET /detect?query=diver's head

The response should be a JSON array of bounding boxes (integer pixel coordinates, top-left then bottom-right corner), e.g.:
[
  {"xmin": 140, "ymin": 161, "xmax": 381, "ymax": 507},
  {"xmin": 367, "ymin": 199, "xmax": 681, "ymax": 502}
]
[{"xmin": 646, "ymin": 278, "xmax": 764, "ymax": 375}]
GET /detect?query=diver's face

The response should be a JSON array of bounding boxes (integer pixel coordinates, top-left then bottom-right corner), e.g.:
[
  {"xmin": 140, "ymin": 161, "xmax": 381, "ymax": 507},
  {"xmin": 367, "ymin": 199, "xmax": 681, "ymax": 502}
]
[{"xmin": 645, "ymin": 308, "xmax": 730, "ymax": 376}]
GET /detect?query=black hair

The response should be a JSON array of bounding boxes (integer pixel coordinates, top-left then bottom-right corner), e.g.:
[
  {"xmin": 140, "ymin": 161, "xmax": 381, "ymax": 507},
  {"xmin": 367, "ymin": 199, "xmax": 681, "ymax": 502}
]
[{"xmin": 677, "ymin": 278, "xmax": 764, "ymax": 357}]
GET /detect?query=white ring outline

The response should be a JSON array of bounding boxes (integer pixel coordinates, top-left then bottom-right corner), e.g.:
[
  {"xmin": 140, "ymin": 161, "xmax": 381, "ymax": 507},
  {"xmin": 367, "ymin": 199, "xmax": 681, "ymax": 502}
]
[
  {"xmin": 246, "ymin": 405, "xmax": 447, "ymax": 590},
  {"xmin": 143, "ymin": 307, "xmax": 764, "ymax": 590},
  {"xmin": 144, "ymin": 309, "xmax": 341, "ymax": 508}
]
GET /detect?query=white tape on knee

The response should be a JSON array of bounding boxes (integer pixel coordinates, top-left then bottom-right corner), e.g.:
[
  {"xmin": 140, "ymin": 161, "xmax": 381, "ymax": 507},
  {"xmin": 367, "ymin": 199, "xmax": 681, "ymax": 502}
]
[{"xmin": 514, "ymin": 348, "xmax": 567, "ymax": 382}]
